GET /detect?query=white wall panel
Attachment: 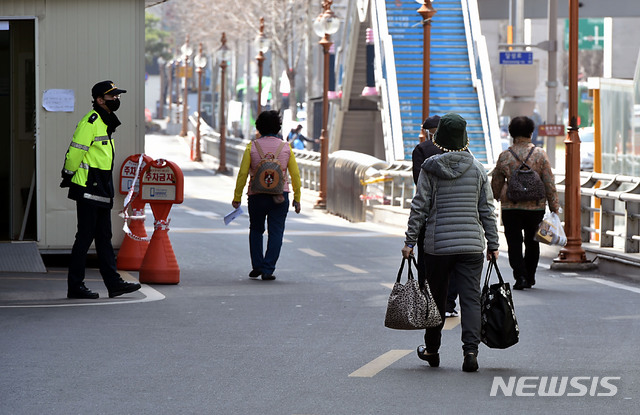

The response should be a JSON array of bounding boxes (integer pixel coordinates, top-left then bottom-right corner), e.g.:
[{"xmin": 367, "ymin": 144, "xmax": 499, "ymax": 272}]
[{"xmin": 1, "ymin": 0, "xmax": 145, "ymax": 250}]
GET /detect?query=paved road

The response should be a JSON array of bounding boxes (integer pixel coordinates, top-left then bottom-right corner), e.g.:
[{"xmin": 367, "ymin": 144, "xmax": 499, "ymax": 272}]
[{"xmin": 1, "ymin": 133, "xmax": 639, "ymax": 414}]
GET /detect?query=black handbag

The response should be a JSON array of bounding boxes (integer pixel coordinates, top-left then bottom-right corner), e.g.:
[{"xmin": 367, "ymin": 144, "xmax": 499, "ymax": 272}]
[
  {"xmin": 480, "ymin": 257, "xmax": 519, "ymax": 349},
  {"xmin": 384, "ymin": 256, "xmax": 441, "ymax": 330}
]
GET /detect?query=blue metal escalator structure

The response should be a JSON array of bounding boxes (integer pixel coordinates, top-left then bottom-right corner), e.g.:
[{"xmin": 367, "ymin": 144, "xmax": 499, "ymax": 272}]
[{"xmin": 366, "ymin": 0, "xmax": 501, "ymax": 163}]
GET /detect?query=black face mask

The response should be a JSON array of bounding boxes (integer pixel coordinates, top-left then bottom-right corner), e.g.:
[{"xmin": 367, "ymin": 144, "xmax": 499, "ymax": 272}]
[{"xmin": 104, "ymin": 98, "xmax": 120, "ymax": 112}]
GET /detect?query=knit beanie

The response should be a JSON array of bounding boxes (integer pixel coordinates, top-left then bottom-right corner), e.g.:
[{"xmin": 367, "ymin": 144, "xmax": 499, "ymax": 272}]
[{"xmin": 433, "ymin": 113, "xmax": 469, "ymax": 152}]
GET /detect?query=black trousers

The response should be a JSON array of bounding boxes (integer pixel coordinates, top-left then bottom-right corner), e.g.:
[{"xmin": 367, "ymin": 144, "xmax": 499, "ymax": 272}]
[
  {"xmin": 67, "ymin": 199, "xmax": 120, "ymax": 289},
  {"xmin": 417, "ymin": 226, "xmax": 458, "ymax": 311},
  {"xmin": 422, "ymin": 252, "xmax": 484, "ymax": 356},
  {"xmin": 501, "ymin": 209, "xmax": 545, "ymax": 284}
]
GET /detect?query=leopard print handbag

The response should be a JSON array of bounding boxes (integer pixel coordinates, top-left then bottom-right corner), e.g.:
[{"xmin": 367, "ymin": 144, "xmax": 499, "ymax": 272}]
[{"xmin": 385, "ymin": 256, "xmax": 442, "ymax": 330}]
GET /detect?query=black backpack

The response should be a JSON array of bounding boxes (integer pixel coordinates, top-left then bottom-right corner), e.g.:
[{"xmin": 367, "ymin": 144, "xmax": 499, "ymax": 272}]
[{"xmin": 506, "ymin": 147, "xmax": 546, "ymax": 202}]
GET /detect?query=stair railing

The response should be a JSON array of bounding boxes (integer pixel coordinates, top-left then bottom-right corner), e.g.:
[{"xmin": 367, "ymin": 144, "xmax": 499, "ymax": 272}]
[
  {"xmin": 371, "ymin": 0, "xmax": 404, "ymax": 162},
  {"xmin": 461, "ymin": 0, "xmax": 502, "ymax": 164}
]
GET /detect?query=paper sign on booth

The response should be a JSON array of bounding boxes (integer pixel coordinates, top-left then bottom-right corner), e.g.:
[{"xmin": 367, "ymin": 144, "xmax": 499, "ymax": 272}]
[{"xmin": 43, "ymin": 89, "xmax": 75, "ymax": 112}]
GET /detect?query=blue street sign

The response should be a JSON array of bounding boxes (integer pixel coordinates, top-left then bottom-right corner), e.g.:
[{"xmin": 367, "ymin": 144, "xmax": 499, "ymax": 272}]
[{"xmin": 499, "ymin": 51, "xmax": 533, "ymax": 65}]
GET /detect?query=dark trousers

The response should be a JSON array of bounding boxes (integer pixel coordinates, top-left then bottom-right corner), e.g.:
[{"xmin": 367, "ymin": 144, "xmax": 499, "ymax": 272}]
[
  {"xmin": 68, "ymin": 199, "xmax": 120, "ymax": 289},
  {"xmin": 248, "ymin": 193, "xmax": 289, "ymax": 275},
  {"xmin": 417, "ymin": 226, "xmax": 457, "ymax": 311},
  {"xmin": 501, "ymin": 209, "xmax": 545, "ymax": 284},
  {"xmin": 422, "ymin": 252, "xmax": 484, "ymax": 356}
]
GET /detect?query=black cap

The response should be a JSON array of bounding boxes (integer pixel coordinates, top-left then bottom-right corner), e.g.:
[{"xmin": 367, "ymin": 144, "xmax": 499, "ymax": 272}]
[
  {"xmin": 92, "ymin": 80, "xmax": 127, "ymax": 99},
  {"xmin": 422, "ymin": 115, "xmax": 441, "ymax": 130}
]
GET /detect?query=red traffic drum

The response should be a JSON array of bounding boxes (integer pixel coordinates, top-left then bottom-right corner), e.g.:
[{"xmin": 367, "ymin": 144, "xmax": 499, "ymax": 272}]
[{"xmin": 138, "ymin": 159, "xmax": 184, "ymax": 284}]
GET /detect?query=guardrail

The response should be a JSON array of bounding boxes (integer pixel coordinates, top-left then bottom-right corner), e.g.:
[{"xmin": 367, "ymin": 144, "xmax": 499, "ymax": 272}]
[
  {"xmin": 364, "ymin": 162, "xmax": 640, "ymax": 256},
  {"xmin": 196, "ymin": 117, "xmax": 321, "ymax": 191}
]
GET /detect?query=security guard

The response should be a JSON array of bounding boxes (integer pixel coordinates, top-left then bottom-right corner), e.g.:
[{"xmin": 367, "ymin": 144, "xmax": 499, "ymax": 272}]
[{"xmin": 60, "ymin": 80, "xmax": 141, "ymax": 299}]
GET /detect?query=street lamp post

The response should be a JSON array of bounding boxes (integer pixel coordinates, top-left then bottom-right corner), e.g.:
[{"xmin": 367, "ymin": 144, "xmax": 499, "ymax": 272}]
[
  {"xmin": 218, "ymin": 32, "xmax": 231, "ymax": 174},
  {"xmin": 175, "ymin": 58, "xmax": 183, "ymax": 125},
  {"xmin": 179, "ymin": 36, "xmax": 193, "ymax": 137},
  {"xmin": 194, "ymin": 43, "xmax": 207, "ymax": 162},
  {"xmin": 255, "ymin": 17, "xmax": 270, "ymax": 116},
  {"xmin": 554, "ymin": 0, "xmax": 588, "ymax": 265},
  {"xmin": 167, "ymin": 59, "xmax": 174, "ymax": 116},
  {"xmin": 157, "ymin": 56, "xmax": 166, "ymax": 119},
  {"xmin": 417, "ymin": 0, "xmax": 436, "ymax": 143},
  {"xmin": 313, "ymin": 0, "xmax": 341, "ymax": 209}
]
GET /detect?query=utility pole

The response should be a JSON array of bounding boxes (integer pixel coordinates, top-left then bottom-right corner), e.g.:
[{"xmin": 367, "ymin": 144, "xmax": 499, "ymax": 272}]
[
  {"xmin": 514, "ymin": 0, "xmax": 524, "ymax": 45},
  {"xmin": 546, "ymin": 0, "xmax": 558, "ymax": 167}
]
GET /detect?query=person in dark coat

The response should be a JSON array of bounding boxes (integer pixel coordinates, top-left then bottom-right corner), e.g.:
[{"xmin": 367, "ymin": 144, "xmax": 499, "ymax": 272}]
[
  {"xmin": 403, "ymin": 113, "xmax": 500, "ymax": 373},
  {"xmin": 411, "ymin": 115, "xmax": 459, "ymax": 318}
]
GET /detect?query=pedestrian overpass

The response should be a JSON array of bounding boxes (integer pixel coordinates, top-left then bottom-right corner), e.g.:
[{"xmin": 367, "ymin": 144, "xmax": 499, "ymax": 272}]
[{"xmin": 330, "ymin": 0, "xmax": 501, "ymax": 164}]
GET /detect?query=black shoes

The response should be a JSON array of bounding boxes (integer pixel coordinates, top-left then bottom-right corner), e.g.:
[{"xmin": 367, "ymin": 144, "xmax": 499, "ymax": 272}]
[
  {"xmin": 417, "ymin": 346, "xmax": 478, "ymax": 371},
  {"xmin": 513, "ymin": 277, "xmax": 531, "ymax": 290},
  {"xmin": 462, "ymin": 352, "xmax": 479, "ymax": 372},
  {"xmin": 417, "ymin": 345, "xmax": 440, "ymax": 367},
  {"xmin": 68, "ymin": 280, "xmax": 140, "ymax": 299},
  {"xmin": 67, "ymin": 284, "xmax": 99, "ymax": 299},
  {"xmin": 248, "ymin": 270, "xmax": 275, "ymax": 280},
  {"xmin": 108, "ymin": 279, "xmax": 141, "ymax": 298}
]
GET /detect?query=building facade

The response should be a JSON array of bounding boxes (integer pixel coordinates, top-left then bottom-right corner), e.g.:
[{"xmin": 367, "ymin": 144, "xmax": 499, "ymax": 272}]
[{"xmin": 0, "ymin": 0, "xmax": 152, "ymax": 251}]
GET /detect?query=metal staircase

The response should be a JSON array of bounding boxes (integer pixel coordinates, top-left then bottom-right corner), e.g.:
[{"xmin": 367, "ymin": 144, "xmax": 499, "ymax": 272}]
[{"xmin": 383, "ymin": 0, "xmax": 497, "ymax": 163}]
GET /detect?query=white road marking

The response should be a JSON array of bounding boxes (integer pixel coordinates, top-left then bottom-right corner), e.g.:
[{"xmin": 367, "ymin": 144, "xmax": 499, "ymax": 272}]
[
  {"xmin": 299, "ymin": 248, "xmax": 325, "ymax": 257},
  {"xmin": 335, "ymin": 264, "xmax": 367, "ymax": 274},
  {"xmin": 443, "ymin": 316, "xmax": 461, "ymax": 330},
  {"xmin": 185, "ymin": 210, "xmax": 220, "ymax": 218},
  {"xmin": 349, "ymin": 350, "xmax": 412, "ymax": 377},
  {"xmin": 578, "ymin": 277, "xmax": 640, "ymax": 294},
  {"xmin": 0, "ymin": 272, "xmax": 165, "ymax": 308}
]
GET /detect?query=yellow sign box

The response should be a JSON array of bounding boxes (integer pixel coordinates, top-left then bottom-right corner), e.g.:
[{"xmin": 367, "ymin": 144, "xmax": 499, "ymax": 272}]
[{"xmin": 177, "ymin": 66, "xmax": 193, "ymax": 78}]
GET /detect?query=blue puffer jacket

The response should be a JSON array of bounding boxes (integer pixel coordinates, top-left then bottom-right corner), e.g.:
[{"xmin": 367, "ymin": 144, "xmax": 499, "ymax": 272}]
[{"xmin": 405, "ymin": 151, "xmax": 499, "ymax": 255}]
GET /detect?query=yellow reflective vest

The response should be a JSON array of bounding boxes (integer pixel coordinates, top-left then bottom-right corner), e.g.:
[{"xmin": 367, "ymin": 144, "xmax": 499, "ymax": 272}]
[{"xmin": 63, "ymin": 110, "xmax": 115, "ymax": 207}]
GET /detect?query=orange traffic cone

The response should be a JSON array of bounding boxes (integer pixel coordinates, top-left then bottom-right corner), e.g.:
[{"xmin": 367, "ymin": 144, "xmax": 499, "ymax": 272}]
[
  {"xmin": 116, "ymin": 198, "xmax": 149, "ymax": 271},
  {"xmin": 139, "ymin": 203, "xmax": 180, "ymax": 284}
]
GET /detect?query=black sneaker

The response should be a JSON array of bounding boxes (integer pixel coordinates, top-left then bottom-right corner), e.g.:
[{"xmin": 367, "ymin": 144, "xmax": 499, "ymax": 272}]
[
  {"xmin": 108, "ymin": 279, "xmax": 141, "ymax": 298},
  {"xmin": 261, "ymin": 274, "xmax": 276, "ymax": 281},
  {"xmin": 513, "ymin": 277, "xmax": 531, "ymax": 290},
  {"xmin": 249, "ymin": 269, "xmax": 262, "ymax": 278},
  {"xmin": 68, "ymin": 284, "xmax": 99, "ymax": 299},
  {"xmin": 462, "ymin": 352, "xmax": 479, "ymax": 372}
]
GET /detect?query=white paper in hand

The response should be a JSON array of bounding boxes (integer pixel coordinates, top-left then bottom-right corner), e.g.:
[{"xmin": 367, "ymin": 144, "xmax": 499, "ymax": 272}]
[{"xmin": 224, "ymin": 207, "xmax": 244, "ymax": 225}]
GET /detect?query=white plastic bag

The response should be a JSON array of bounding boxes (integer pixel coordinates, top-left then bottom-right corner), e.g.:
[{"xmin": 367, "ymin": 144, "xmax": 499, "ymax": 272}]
[{"xmin": 535, "ymin": 211, "xmax": 567, "ymax": 246}]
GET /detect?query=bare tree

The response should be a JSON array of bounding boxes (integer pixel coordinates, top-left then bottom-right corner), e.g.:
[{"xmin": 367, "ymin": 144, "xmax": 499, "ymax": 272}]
[{"xmin": 157, "ymin": 0, "xmax": 320, "ymax": 121}]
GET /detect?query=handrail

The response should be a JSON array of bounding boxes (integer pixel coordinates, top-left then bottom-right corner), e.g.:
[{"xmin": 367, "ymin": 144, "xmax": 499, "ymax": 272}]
[
  {"xmin": 461, "ymin": 0, "xmax": 502, "ymax": 164},
  {"xmin": 371, "ymin": 0, "xmax": 404, "ymax": 161},
  {"xmin": 363, "ymin": 164, "xmax": 640, "ymax": 256}
]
